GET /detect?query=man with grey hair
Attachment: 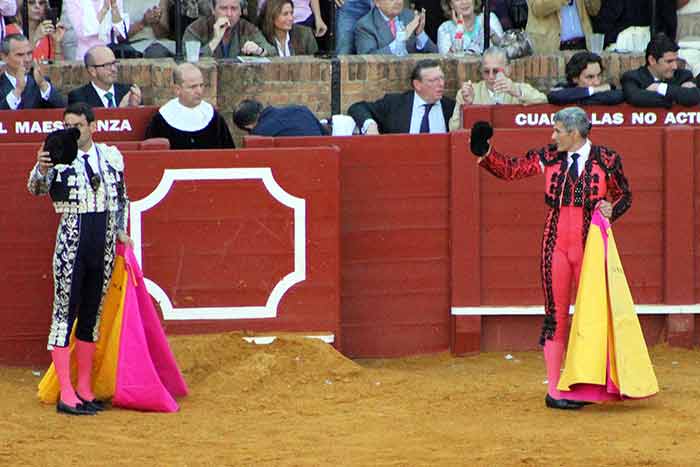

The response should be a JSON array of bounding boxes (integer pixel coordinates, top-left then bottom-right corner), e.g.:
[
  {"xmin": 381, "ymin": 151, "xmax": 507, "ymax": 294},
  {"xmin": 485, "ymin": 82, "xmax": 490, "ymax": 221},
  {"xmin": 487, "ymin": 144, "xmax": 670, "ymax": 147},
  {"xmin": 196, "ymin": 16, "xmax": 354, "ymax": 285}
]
[
  {"xmin": 448, "ymin": 47, "xmax": 547, "ymax": 131},
  {"xmin": 0, "ymin": 34, "xmax": 65, "ymax": 110},
  {"xmin": 469, "ymin": 106, "xmax": 632, "ymax": 410}
]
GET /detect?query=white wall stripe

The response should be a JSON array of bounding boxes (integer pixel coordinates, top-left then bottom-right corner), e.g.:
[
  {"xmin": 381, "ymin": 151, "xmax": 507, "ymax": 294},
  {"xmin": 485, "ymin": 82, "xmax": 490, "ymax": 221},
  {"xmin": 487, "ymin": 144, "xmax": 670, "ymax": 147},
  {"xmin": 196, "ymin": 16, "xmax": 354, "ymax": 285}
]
[{"xmin": 451, "ymin": 304, "xmax": 700, "ymax": 316}]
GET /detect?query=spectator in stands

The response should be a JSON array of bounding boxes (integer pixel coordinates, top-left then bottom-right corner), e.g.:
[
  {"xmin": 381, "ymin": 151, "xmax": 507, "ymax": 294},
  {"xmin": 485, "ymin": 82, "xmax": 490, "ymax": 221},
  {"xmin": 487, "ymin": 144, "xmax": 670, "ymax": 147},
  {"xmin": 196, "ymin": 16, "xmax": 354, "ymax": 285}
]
[
  {"xmin": 488, "ymin": 0, "xmax": 516, "ymax": 30},
  {"xmin": 354, "ymin": 0, "xmax": 438, "ymax": 55},
  {"xmin": 348, "ymin": 59, "xmax": 455, "ymax": 134},
  {"xmin": 67, "ymin": 45, "xmax": 141, "ymax": 108},
  {"xmin": 448, "ymin": 46, "xmax": 546, "ymax": 131},
  {"xmin": 258, "ymin": 0, "xmax": 318, "ymax": 55},
  {"xmin": 146, "ymin": 63, "xmax": 235, "ymax": 149},
  {"xmin": 183, "ymin": 0, "xmax": 274, "ymax": 58},
  {"xmin": 233, "ymin": 98, "xmax": 328, "ymax": 136},
  {"xmin": 14, "ymin": 0, "xmax": 66, "ymax": 62},
  {"xmin": 257, "ymin": 0, "xmax": 328, "ymax": 38},
  {"xmin": 0, "ymin": 33, "xmax": 65, "ymax": 109},
  {"xmin": 525, "ymin": 0, "xmax": 600, "ymax": 54},
  {"xmin": 622, "ymin": 33, "xmax": 700, "ymax": 107},
  {"xmin": 335, "ymin": 0, "xmax": 372, "ymax": 54},
  {"xmin": 547, "ymin": 51, "xmax": 624, "ymax": 105},
  {"xmin": 64, "ymin": 0, "xmax": 129, "ymax": 61},
  {"xmin": 0, "ymin": 0, "xmax": 17, "ymax": 42},
  {"xmin": 122, "ymin": 0, "xmax": 175, "ymax": 58},
  {"xmin": 437, "ymin": 0, "xmax": 504, "ymax": 55}
]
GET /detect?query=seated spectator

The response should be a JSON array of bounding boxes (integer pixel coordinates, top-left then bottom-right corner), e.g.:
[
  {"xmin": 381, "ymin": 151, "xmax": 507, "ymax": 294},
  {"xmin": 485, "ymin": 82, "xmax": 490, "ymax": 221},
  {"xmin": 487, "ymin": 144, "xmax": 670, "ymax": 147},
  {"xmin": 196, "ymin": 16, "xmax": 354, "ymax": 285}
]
[
  {"xmin": 547, "ymin": 51, "xmax": 624, "ymax": 105},
  {"xmin": 233, "ymin": 98, "xmax": 328, "ymax": 136},
  {"xmin": 67, "ymin": 45, "xmax": 141, "ymax": 107},
  {"xmin": 256, "ymin": 0, "xmax": 327, "ymax": 38},
  {"xmin": 487, "ymin": 0, "xmax": 516, "ymax": 31},
  {"xmin": 354, "ymin": 0, "xmax": 438, "ymax": 55},
  {"xmin": 335, "ymin": 0, "xmax": 372, "ymax": 54},
  {"xmin": 14, "ymin": 0, "xmax": 66, "ymax": 62},
  {"xmin": 448, "ymin": 46, "xmax": 546, "ymax": 131},
  {"xmin": 437, "ymin": 0, "xmax": 504, "ymax": 55},
  {"xmin": 123, "ymin": 0, "xmax": 175, "ymax": 58},
  {"xmin": 0, "ymin": 33, "xmax": 65, "ymax": 109},
  {"xmin": 183, "ymin": 0, "xmax": 274, "ymax": 58},
  {"xmin": 348, "ymin": 59, "xmax": 455, "ymax": 134},
  {"xmin": 622, "ymin": 33, "xmax": 700, "ymax": 107},
  {"xmin": 64, "ymin": 0, "xmax": 129, "ymax": 61},
  {"xmin": 258, "ymin": 0, "xmax": 318, "ymax": 55},
  {"xmin": 145, "ymin": 63, "xmax": 235, "ymax": 149},
  {"xmin": 0, "ymin": 0, "xmax": 17, "ymax": 42},
  {"xmin": 450, "ymin": 46, "xmax": 547, "ymax": 131},
  {"xmin": 525, "ymin": 0, "xmax": 600, "ymax": 54}
]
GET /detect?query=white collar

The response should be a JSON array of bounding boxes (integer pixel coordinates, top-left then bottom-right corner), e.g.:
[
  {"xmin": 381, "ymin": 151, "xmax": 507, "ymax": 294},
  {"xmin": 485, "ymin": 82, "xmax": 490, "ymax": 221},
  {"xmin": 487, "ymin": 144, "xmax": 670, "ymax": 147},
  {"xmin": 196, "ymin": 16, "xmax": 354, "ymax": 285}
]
[
  {"xmin": 275, "ymin": 32, "xmax": 291, "ymax": 57},
  {"xmin": 158, "ymin": 98, "xmax": 215, "ymax": 132},
  {"xmin": 568, "ymin": 139, "xmax": 591, "ymax": 160},
  {"xmin": 91, "ymin": 82, "xmax": 116, "ymax": 99},
  {"xmin": 413, "ymin": 92, "xmax": 441, "ymax": 112},
  {"xmin": 4, "ymin": 71, "xmax": 27, "ymax": 87}
]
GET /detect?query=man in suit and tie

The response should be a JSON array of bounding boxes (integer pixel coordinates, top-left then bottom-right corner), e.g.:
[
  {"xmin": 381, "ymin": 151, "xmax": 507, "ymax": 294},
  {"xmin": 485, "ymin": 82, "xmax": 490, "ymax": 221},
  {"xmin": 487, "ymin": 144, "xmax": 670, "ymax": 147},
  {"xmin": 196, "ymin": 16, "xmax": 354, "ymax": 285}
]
[
  {"xmin": 354, "ymin": 0, "xmax": 437, "ymax": 55},
  {"xmin": 621, "ymin": 33, "xmax": 700, "ymax": 108},
  {"xmin": 0, "ymin": 34, "xmax": 65, "ymax": 110},
  {"xmin": 348, "ymin": 59, "xmax": 455, "ymax": 135},
  {"xmin": 67, "ymin": 45, "xmax": 142, "ymax": 108}
]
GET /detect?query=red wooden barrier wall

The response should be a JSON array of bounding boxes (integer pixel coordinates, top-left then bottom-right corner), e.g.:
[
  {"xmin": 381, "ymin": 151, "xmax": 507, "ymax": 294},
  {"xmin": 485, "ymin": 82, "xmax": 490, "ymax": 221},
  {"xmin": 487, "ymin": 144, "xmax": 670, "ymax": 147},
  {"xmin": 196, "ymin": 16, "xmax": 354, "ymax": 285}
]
[
  {"xmin": 246, "ymin": 135, "xmax": 451, "ymax": 357},
  {"xmin": 461, "ymin": 103, "xmax": 700, "ymax": 130},
  {"xmin": 0, "ymin": 146, "xmax": 341, "ymax": 365},
  {"xmin": 0, "ymin": 107, "xmax": 157, "ymax": 142}
]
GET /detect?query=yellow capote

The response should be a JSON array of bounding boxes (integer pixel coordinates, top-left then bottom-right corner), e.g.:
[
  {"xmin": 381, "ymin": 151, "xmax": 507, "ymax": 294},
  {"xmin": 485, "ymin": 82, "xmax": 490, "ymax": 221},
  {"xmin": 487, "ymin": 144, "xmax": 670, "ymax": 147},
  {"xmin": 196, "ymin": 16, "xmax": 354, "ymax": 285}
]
[
  {"xmin": 558, "ymin": 221, "xmax": 659, "ymax": 398},
  {"xmin": 37, "ymin": 255, "xmax": 128, "ymax": 403}
]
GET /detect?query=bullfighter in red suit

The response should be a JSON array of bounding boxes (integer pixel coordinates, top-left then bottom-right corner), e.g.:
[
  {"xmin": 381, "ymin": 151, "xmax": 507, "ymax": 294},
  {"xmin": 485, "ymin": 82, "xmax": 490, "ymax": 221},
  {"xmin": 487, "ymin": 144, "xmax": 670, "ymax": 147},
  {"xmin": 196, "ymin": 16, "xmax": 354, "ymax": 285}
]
[{"xmin": 469, "ymin": 107, "xmax": 632, "ymax": 410}]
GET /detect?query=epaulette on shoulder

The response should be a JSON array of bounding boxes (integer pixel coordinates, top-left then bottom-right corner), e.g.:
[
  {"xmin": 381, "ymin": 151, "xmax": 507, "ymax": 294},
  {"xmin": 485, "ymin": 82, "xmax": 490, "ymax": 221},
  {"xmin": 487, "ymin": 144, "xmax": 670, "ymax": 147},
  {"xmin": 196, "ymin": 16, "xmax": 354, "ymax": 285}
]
[{"xmin": 539, "ymin": 144, "xmax": 564, "ymax": 165}]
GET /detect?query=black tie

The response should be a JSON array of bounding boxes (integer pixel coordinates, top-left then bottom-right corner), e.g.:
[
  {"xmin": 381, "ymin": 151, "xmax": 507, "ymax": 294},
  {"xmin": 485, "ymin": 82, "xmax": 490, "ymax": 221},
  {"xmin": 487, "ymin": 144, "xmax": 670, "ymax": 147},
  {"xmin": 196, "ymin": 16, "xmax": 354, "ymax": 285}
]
[
  {"xmin": 83, "ymin": 154, "xmax": 99, "ymax": 190},
  {"xmin": 568, "ymin": 153, "xmax": 580, "ymax": 182},
  {"xmin": 420, "ymin": 103, "xmax": 434, "ymax": 133}
]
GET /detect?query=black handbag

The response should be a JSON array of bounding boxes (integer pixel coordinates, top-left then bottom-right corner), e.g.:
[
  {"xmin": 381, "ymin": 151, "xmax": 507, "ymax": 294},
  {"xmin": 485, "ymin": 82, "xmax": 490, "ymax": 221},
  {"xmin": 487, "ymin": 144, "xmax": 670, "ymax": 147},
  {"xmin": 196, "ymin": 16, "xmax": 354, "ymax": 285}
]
[{"xmin": 108, "ymin": 24, "xmax": 143, "ymax": 59}]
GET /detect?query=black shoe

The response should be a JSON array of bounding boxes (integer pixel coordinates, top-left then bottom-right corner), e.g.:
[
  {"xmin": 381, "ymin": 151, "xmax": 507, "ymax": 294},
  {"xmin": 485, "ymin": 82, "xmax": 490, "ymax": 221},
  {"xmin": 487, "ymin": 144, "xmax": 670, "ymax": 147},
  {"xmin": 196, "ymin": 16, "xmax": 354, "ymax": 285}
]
[
  {"xmin": 76, "ymin": 393, "xmax": 105, "ymax": 412},
  {"xmin": 545, "ymin": 394, "xmax": 583, "ymax": 410},
  {"xmin": 56, "ymin": 399, "xmax": 97, "ymax": 416},
  {"xmin": 566, "ymin": 399, "xmax": 594, "ymax": 406}
]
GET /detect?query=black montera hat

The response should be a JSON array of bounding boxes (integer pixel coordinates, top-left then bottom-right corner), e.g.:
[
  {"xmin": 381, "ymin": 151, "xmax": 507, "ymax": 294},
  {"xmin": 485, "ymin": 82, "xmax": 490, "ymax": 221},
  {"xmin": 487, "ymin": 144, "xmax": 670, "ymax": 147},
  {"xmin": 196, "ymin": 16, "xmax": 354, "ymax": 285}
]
[{"xmin": 44, "ymin": 127, "xmax": 80, "ymax": 165}]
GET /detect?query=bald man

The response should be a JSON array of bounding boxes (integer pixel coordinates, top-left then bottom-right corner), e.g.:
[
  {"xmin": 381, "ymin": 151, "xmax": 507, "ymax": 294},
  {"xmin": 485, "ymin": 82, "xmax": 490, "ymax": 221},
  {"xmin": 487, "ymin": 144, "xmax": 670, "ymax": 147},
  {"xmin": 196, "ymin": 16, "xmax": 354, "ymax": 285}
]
[{"xmin": 145, "ymin": 63, "xmax": 234, "ymax": 149}]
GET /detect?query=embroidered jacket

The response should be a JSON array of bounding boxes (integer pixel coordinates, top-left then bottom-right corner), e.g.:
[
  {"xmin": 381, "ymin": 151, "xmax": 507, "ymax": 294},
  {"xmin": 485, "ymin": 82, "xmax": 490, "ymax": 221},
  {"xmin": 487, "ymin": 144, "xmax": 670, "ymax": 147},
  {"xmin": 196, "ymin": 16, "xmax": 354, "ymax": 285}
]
[
  {"xmin": 478, "ymin": 143, "xmax": 632, "ymax": 343},
  {"xmin": 27, "ymin": 142, "xmax": 129, "ymax": 232}
]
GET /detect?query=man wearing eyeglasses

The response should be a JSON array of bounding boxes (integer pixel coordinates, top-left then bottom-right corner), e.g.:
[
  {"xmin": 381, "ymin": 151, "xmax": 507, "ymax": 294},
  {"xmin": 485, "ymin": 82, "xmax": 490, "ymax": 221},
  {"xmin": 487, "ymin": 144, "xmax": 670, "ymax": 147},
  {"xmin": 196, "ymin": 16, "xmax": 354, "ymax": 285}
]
[
  {"xmin": 0, "ymin": 33, "xmax": 65, "ymax": 109},
  {"xmin": 348, "ymin": 59, "xmax": 455, "ymax": 135},
  {"xmin": 67, "ymin": 45, "xmax": 141, "ymax": 108},
  {"xmin": 28, "ymin": 102, "xmax": 132, "ymax": 415},
  {"xmin": 448, "ymin": 46, "xmax": 547, "ymax": 131}
]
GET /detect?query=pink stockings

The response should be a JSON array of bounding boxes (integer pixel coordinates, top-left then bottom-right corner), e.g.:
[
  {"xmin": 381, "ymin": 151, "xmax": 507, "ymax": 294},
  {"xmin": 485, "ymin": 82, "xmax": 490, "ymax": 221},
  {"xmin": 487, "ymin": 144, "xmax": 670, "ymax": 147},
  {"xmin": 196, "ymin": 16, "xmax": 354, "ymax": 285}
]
[
  {"xmin": 544, "ymin": 207, "xmax": 583, "ymax": 398},
  {"xmin": 51, "ymin": 340, "xmax": 96, "ymax": 407}
]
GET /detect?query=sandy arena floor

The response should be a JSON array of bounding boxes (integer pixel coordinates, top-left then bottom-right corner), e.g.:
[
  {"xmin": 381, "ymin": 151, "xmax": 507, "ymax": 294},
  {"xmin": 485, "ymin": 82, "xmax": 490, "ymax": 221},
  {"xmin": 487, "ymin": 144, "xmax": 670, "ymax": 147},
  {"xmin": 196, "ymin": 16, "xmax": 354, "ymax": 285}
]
[{"xmin": 1, "ymin": 333, "xmax": 699, "ymax": 467}]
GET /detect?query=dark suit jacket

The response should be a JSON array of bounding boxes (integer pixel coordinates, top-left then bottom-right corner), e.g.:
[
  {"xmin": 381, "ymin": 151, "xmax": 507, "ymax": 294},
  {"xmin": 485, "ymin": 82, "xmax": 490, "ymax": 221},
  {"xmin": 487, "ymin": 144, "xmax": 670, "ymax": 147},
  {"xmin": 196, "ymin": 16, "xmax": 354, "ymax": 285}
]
[
  {"xmin": 621, "ymin": 66, "xmax": 700, "ymax": 108},
  {"xmin": 67, "ymin": 82, "xmax": 135, "ymax": 107},
  {"xmin": 348, "ymin": 90, "xmax": 456, "ymax": 134},
  {"xmin": 0, "ymin": 73, "xmax": 65, "ymax": 110},
  {"xmin": 252, "ymin": 105, "xmax": 328, "ymax": 136},
  {"xmin": 593, "ymin": 0, "xmax": 677, "ymax": 47},
  {"xmin": 354, "ymin": 7, "xmax": 438, "ymax": 55},
  {"xmin": 547, "ymin": 82, "xmax": 624, "ymax": 106}
]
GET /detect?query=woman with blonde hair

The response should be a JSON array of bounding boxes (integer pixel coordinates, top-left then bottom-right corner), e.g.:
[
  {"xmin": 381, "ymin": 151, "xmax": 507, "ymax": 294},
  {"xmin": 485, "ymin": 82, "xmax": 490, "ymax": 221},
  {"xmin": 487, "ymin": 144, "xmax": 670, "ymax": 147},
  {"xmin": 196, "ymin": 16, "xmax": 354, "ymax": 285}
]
[
  {"xmin": 437, "ymin": 0, "xmax": 503, "ymax": 55},
  {"xmin": 258, "ymin": 0, "xmax": 317, "ymax": 56}
]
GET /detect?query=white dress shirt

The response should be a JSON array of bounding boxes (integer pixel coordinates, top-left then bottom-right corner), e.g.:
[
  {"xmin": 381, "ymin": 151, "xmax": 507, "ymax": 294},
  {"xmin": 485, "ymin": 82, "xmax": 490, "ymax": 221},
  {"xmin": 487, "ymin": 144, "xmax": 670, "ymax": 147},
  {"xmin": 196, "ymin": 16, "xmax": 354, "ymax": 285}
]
[
  {"xmin": 567, "ymin": 139, "xmax": 591, "ymax": 178},
  {"xmin": 91, "ymin": 82, "xmax": 118, "ymax": 107},
  {"xmin": 409, "ymin": 92, "xmax": 446, "ymax": 134}
]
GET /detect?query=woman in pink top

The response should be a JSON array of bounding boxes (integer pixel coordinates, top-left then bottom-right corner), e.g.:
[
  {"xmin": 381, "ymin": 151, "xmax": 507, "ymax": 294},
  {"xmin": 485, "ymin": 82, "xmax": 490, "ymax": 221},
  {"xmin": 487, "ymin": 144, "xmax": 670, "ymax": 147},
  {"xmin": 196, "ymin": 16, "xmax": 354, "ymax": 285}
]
[{"xmin": 65, "ymin": 0, "xmax": 129, "ymax": 60}]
